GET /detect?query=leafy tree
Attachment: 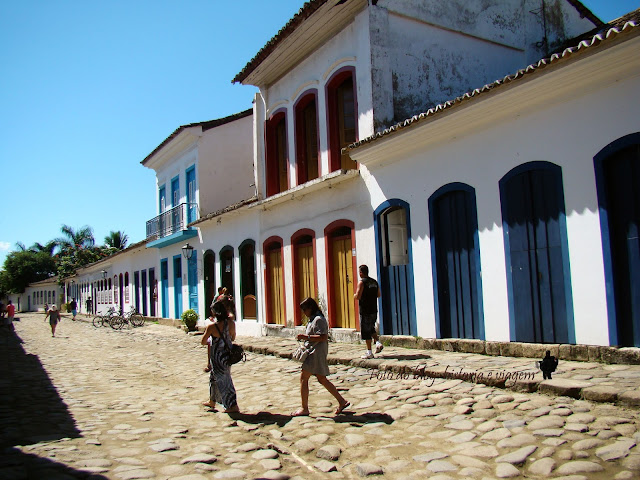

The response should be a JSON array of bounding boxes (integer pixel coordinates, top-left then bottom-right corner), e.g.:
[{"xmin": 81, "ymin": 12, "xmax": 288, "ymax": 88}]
[
  {"xmin": 1, "ymin": 250, "xmax": 56, "ymax": 293},
  {"xmin": 54, "ymin": 224, "xmax": 95, "ymax": 256},
  {"xmin": 104, "ymin": 231, "xmax": 128, "ymax": 250},
  {"xmin": 29, "ymin": 241, "xmax": 57, "ymax": 256}
]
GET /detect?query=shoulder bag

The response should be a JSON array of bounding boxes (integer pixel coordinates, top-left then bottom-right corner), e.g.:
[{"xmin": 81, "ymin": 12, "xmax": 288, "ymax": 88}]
[{"xmin": 214, "ymin": 323, "xmax": 246, "ymax": 366}]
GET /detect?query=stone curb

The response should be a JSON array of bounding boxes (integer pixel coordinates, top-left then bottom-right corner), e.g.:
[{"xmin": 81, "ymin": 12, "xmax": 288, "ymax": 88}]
[
  {"xmin": 236, "ymin": 338, "xmax": 640, "ymax": 409},
  {"xmin": 260, "ymin": 325, "xmax": 640, "ymax": 364}
]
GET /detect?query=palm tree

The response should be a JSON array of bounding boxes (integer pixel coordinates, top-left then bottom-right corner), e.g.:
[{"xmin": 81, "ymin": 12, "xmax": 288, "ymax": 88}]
[
  {"xmin": 29, "ymin": 241, "xmax": 57, "ymax": 256},
  {"xmin": 104, "ymin": 231, "xmax": 128, "ymax": 250},
  {"xmin": 55, "ymin": 224, "xmax": 95, "ymax": 255}
]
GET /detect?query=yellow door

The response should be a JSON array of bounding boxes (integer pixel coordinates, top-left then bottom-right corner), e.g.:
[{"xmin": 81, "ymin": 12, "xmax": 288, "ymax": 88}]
[
  {"xmin": 296, "ymin": 244, "xmax": 316, "ymax": 303},
  {"xmin": 332, "ymin": 237, "xmax": 355, "ymax": 328},
  {"xmin": 268, "ymin": 249, "xmax": 285, "ymax": 325}
]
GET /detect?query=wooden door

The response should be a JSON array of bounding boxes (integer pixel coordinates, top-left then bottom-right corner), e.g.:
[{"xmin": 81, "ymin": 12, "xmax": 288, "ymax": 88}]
[
  {"xmin": 296, "ymin": 244, "xmax": 316, "ymax": 302},
  {"xmin": 431, "ymin": 189, "xmax": 483, "ymax": 339},
  {"xmin": 501, "ymin": 165, "xmax": 570, "ymax": 343},
  {"xmin": 267, "ymin": 249, "xmax": 285, "ymax": 325},
  {"xmin": 332, "ymin": 236, "xmax": 355, "ymax": 328},
  {"xmin": 602, "ymin": 144, "xmax": 640, "ymax": 346}
]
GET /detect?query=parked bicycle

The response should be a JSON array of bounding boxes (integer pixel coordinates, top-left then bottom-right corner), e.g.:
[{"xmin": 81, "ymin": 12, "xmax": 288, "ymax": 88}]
[
  {"xmin": 109, "ymin": 307, "xmax": 145, "ymax": 330},
  {"xmin": 92, "ymin": 307, "xmax": 118, "ymax": 328}
]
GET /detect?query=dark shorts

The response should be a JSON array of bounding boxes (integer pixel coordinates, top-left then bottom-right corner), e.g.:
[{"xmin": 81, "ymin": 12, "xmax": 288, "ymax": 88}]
[{"xmin": 360, "ymin": 313, "xmax": 377, "ymax": 341}]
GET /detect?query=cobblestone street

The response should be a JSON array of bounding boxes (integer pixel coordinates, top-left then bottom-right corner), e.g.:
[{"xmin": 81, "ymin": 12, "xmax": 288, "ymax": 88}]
[{"xmin": 2, "ymin": 314, "xmax": 640, "ymax": 480}]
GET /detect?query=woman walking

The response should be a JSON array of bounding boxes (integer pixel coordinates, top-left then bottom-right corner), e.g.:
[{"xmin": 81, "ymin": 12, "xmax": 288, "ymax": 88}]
[
  {"xmin": 292, "ymin": 297, "xmax": 350, "ymax": 417},
  {"xmin": 201, "ymin": 299, "xmax": 240, "ymax": 413},
  {"xmin": 45, "ymin": 304, "xmax": 61, "ymax": 337}
]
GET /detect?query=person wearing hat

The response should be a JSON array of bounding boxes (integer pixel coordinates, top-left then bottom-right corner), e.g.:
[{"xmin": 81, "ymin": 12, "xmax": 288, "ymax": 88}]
[{"xmin": 44, "ymin": 304, "xmax": 61, "ymax": 337}]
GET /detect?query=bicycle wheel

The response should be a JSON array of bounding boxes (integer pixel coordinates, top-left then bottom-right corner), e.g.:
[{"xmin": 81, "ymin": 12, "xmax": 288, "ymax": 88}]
[
  {"xmin": 131, "ymin": 314, "xmax": 144, "ymax": 327},
  {"xmin": 92, "ymin": 316, "xmax": 104, "ymax": 328},
  {"xmin": 109, "ymin": 316, "xmax": 123, "ymax": 330}
]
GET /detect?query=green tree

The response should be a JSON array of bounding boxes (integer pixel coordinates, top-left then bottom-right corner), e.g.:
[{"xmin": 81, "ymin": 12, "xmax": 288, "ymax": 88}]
[
  {"xmin": 104, "ymin": 231, "xmax": 128, "ymax": 250},
  {"xmin": 1, "ymin": 250, "xmax": 56, "ymax": 293},
  {"xmin": 54, "ymin": 224, "xmax": 95, "ymax": 255},
  {"xmin": 29, "ymin": 241, "xmax": 57, "ymax": 256}
]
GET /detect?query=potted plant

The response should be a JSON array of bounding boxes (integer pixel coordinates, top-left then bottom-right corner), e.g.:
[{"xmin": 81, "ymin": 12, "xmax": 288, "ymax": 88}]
[{"xmin": 181, "ymin": 309, "xmax": 199, "ymax": 332}]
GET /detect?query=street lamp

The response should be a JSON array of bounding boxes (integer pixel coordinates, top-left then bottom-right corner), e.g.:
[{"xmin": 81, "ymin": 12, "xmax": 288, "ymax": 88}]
[
  {"xmin": 101, "ymin": 270, "xmax": 107, "ymax": 279},
  {"xmin": 182, "ymin": 243, "xmax": 194, "ymax": 260}
]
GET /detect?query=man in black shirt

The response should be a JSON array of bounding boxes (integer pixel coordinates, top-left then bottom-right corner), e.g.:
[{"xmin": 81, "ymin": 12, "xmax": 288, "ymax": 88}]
[{"xmin": 354, "ymin": 265, "xmax": 383, "ymax": 359}]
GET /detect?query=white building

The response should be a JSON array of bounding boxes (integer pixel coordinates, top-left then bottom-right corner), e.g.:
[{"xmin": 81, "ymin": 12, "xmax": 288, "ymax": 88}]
[{"xmin": 56, "ymin": 1, "xmax": 640, "ymax": 347}]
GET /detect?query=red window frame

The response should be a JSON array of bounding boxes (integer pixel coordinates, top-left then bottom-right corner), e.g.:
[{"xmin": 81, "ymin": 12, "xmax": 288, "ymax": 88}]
[
  {"xmin": 294, "ymin": 90, "xmax": 321, "ymax": 185},
  {"xmin": 325, "ymin": 66, "xmax": 358, "ymax": 173},
  {"xmin": 265, "ymin": 109, "xmax": 289, "ymax": 197}
]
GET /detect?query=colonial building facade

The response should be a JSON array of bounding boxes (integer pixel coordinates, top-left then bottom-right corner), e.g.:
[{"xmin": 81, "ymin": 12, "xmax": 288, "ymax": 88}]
[{"xmin": 38, "ymin": 1, "xmax": 638, "ymax": 347}]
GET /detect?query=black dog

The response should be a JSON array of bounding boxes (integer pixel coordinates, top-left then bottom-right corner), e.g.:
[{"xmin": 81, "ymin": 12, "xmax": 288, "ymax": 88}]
[{"xmin": 539, "ymin": 351, "xmax": 559, "ymax": 380}]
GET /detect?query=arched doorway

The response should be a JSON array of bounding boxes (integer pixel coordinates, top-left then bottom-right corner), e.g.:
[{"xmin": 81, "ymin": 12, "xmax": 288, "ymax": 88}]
[
  {"xmin": 292, "ymin": 229, "xmax": 317, "ymax": 326},
  {"xmin": 203, "ymin": 250, "xmax": 215, "ymax": 317},
  {"xmin": 374, "ymin": 200, "xmax": 416, "ymax": 336},
  {"xmin": 219, "ymin": 246, "xmax": 234, "ymax": 297},
  {"xmin": 239, "ymin": 240, "xmax": 257, "ymax": 320},
  {"xmin": 500, "ymin": 161, "xmax": 574, "ymax": 344},
  {"xmin": 429, "ymin": 184, "xmax": 484, "ymax": 339},
  {"xmin": 594, "ymin": 133, "xmax": 640, "ymax": 346},
  {"xmin": 264, "ymin": 237, "xmax": 285, "ymax": 325},
  {"xmin": 325, "ymin": 220, "xmax": 357, "ymax": 329}
]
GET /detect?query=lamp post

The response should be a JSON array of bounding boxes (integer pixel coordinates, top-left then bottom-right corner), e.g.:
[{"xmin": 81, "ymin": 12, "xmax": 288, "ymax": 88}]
[
  {"xmin": 101, "ymin": 270, "xmax": 107, "ymax": 279},
  {"xmin": 182, "ymin": 243, "xmax": 194, "ymax": 260}
]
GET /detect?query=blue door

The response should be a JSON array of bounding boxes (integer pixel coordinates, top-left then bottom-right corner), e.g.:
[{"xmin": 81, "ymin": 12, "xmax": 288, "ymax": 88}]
[
  {"xmin": 188, "ymin": 251, "xmax": 198, "ymax": 313},
  {"xmin": 171, "ymin": 176, "xmax": 180, "ymax": 233},
  {"xmin": 500, "ymin": 162, "xmax": 573, "ymax": 344},
  {"xmin": 429, "ymin": 184, "xmax": 484, "ymax": 339},
  {"xmin": 141, "ymin": 270, "xmax": 148, "ymax": 316},
  {"xmin": 186, "ymin": 167, "xmax": 196, "ymax": 224},
  {"xmin": 158, "ymin": 185, "xmax": 166, "ymax": 236},
  {"xmin": 596, "ymin": 137, "xmax": 640, "ymax": 346},
  {"xmin": 161, "ymin": 260, "xmax": 169, "ymax": 318},
  {"xmin": 374, "ymin": 200, "xmax": 417, "ymax": 336},
  {"xmin": 174, "ymin": 255, "xmax": 183, "ymax": 319},
  {"xmin": 134, "ymin": 271, "xmax": 140, "ymax": 312}
]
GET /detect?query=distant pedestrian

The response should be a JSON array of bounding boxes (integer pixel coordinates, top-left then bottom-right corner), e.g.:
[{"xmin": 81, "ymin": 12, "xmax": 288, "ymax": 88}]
[
  {"xmin": 4, "ymin": 300, "xmax": 15, "ymax": 332},
  {"xmin": 201, "ymin": 298, "xmax": 239, "ymax": 413},
  {"xmin": 45, "ymin": 304, "xmax": 61, "ymax": 337},
  {"xmin": 355, "ymin": 265, "xmax": 384, "ymax": 359},
  {"xmin": 292, "ymin": 297, "xmax": 350, "ymax": 417},
  {"xmin": 86, "ymin": 297, "xmax": 92, "ymax": 314},
  {"xmin": 70, "ymin": 298, "xmax": 78, "ymax": 321}
]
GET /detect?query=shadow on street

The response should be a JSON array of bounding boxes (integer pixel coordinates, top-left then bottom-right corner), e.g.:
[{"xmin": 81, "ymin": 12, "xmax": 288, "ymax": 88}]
[{"xmin": 0, "ymin": 328, "xmax": 86, "ymax": 478}]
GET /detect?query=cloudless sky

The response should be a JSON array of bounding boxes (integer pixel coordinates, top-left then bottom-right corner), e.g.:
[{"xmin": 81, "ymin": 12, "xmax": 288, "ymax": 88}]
[{"xmin": 1, "ymin": 0, "xmax": 638, "ymax": 267}]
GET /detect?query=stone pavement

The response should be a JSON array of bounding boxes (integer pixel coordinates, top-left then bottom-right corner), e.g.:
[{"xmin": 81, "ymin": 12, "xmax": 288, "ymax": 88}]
[
  {"xmin": 234, "ymin": 336, "xmax": 640, "ymax": 407},
  {"xmin": 0, "ymin": 314, "xmax": 638, "ymax": 480}
]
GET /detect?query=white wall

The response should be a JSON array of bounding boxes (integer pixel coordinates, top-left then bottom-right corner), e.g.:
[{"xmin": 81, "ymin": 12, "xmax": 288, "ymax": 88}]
[
  {"xmin": 198, "ymin": 115, "xmax": 255, "ymax": 216},
  {"xmin": 359, "ymin": 69, "xmax": 640, "ymax": 345}
]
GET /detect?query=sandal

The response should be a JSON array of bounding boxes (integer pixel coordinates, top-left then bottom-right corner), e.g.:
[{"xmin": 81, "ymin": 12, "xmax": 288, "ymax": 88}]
[
  {"xmin": 291, "ymin": 409, "xmax": 310, "ymax": 417},
  {"xmin": 335, "ymin": 401, "xmax": 350, "ymax": 415}
]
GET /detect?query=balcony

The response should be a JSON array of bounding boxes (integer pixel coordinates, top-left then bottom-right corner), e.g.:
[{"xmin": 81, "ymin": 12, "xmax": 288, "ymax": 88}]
[{"xmin": 145, "ymin": 203, "xmax": 198, "ymax": 249}]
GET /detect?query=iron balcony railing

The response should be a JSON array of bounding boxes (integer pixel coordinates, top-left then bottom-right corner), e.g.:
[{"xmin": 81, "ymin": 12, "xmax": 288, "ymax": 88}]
[{"xmin": 146, "ymin": 202, "xmax": 198, "ymax": 240}]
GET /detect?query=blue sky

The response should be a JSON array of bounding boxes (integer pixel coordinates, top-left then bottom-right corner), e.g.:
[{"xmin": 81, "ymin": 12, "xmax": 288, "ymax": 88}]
[{"xmin": 1, "ymin": 0, "xmax": 638, "ymax": 267}]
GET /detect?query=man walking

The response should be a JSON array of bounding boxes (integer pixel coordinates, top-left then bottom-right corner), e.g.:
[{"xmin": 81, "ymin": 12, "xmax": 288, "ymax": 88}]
[
  {"xmin": 354, "ymin": 265, "xmax": 383, "ymax": 359},
  {"xmin": 70, "ymin": 298, "xmax": 78, "ymax": 321}
]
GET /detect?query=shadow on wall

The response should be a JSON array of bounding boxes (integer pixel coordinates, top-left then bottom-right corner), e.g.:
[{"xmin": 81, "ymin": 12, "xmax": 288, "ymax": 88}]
[{"xmin": 0, "ymin": 329, "xmax": 83, "ymax": 475}]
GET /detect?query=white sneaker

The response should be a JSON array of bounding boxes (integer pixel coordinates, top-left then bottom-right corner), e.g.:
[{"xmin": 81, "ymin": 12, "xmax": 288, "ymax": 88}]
[
  {"xmin": 361, "ymin": 352, "xmax": 374, "ymax": 359},
  {"xmin": 375, "ymin": 343, "xmax": 384, "ymax": 354}
]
